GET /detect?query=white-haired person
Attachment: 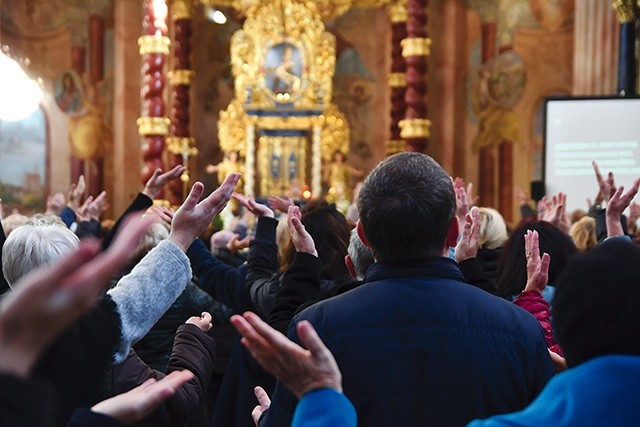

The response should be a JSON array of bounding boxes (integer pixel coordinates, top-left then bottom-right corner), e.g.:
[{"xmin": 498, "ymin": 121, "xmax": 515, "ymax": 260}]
[{"xmin": 1, "ymin": 174, "xmax": 240, "ymax": 426}]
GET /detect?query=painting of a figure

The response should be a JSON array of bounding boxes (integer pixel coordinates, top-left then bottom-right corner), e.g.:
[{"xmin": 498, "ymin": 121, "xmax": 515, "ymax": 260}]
[
  {"xmin": 54, "ymin": 70, "xmax": 84, "ymax": 115},
  {"xmin": 0, "ymin": 107, "xmax": 48, "ymax": 213},
  {"xmin": 264, "ymin": 42, "xmax": 303, "ymax": 96}
]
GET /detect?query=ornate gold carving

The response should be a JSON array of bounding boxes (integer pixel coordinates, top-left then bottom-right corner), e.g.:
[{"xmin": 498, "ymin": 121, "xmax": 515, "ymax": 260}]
[
  {"xmin": 138, "ymin": 35, "xmax": 171, "ymax": 55},
  {"xmin": 171, "ymin": 0, "xmax": 194, "ymax": 20},
  {"xmin": 401, "ymin": 37, "xmax": 432, "ymax": 58},
  {"xmin": 385, "ymin": 139, "xmax": 406, "ymax": 155},
  {"xmin": 388, "ymin": 0, "xmax": 407, "ymax": 23},
  {"xmin": 167, "ymin": 137, "xmax": 198, "ymax": 156},
  {"xmin": 168, "ymin": 69, "xmax": 195, "ymax": 86},
  {"xmin": 388, "ymin": 72, "xmax": 406, "ymax": 88},
  {"xmin": 137, "ymin": 117, "xmax": 171, "ymax": 135},
  {"xmin": 613, "ymin": 0, "xmax": 638, "ymax": 23},
  {"xmin": 399, "ymin": 118, "xmax": 431, "ymax": 139}
]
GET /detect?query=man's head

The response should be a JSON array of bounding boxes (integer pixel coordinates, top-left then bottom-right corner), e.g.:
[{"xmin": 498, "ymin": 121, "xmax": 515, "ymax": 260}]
[
  {"xmin": 554, "ymin": 238, "xmax": 640, "ymax": 367},
  {"xmin": 345, "ymin": 228, "xmax": 375, "ymax": 280},
  {"xmin": 358, "ymin": 152, "xmax": 456, "ymax": 263},
  {"xmin": 2, "ymin": 223, "xmax": 79, "ymax": 288}
]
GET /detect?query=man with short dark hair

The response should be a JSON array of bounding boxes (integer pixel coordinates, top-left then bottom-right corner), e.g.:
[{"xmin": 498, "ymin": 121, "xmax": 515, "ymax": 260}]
[{"xmin": 258, "ymin": 153, "xmax": 553, "ymax": 427}]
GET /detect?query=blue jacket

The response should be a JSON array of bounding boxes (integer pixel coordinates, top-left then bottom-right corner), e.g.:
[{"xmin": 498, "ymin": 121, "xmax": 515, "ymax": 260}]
[
  {"xmin": 469, "ymin": 355, "xmax": 640, "ymax": 426},
  {"xmin": 261, "ymin": 257, "xmax": 554, "ymax": 427}
]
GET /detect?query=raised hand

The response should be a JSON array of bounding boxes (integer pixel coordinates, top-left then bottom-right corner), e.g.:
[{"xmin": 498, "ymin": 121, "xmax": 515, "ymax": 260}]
[
  {"xmin": 251, "ymin": 386, "xmax": 271, "ymax": 426},
  {"xmin": 539, "ymin": 192, "xmax": 570, "ymax": 233},
  {"xmin": 142, "ymin": 165, "xmax": 188, "ymax": 199},
  {"xmin": 87, "ymin": 191, "xmax": 108, "ymax": 221},
  {"xmin": 523, "ymin": 230, "xmax": 550, "ymax": 293},
  {"xmin": 91, "ymin": 370, "xmax": 194, "ymax": 425},
  {"xmin": 68, "ymin": 175, "xmax": 86, "ymax": 211},
  {"xmin": 0, "ymin": 213, "xmax": 154, "ymax": 377},
  {"xmin": 267, "ymin": 195, "xmax": 294, "ymax": 213},
  {"xmin": 287, "ymin": 205, "xmax": 317, "ymax": 257},
  {"xmin": 606, "ymin": 178, "xmax": 640, "ymax": 238},
  {"xmin": 227, "ymin": 234, "xmax": 253, "ymax": 252},
  {"xmin": 628, "ymin": 201, "xmax": 640, "ymax": 232},
  {"xmin": 232, "ymin": 193, "xmax": 274, "ymax": 218},
  {"xmin": 231, "ymin": 311, "xmax": 342, "ymax": 399},
  {"xmin": 592, "ymin": 161, "xmax": 617, "ymax": 203},
  {"xmin": 45, "ymin": 192, "xmax": 67, "ymax": 215},
  {"xmin": 454, "ymin": 207, "xmax": 480, "ymax": 263},
  {"xmin": 168, "ymin": 173, "xmax": 241, "ymax": 252},
  {"xmin": 186, "ymin": 312, "xmax": 213, "ymax": 333}
]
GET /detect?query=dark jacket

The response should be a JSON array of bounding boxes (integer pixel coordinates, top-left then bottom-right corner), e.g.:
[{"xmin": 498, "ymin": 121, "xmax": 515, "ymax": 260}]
[
  {"xmin": 261, "ymin": 258, "xmax": 554, "ymax": 427},
  {"xmin": 110, "ymin": 324, "xmax": 216, "ymax": 427}
]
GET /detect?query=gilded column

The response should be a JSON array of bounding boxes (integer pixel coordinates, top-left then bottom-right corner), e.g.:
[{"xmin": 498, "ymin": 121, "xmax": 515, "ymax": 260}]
[
  {"xmin": 613, "ymin": 0, "xmax": 638, "ymax": 96},
  {"xmin": 399, "ymin": 0, "xmax": 431, "ymax": 153},
  {"xmin": 386, "ymin": 0, "xmax": 407, "ymax": 155},
  {"xmin": 137, "ymin": 0, "xmax": 171, "ymax": 193},
  {"xmin": 167, "ymin": 0, "xmax": 196, "ymax": 204}
]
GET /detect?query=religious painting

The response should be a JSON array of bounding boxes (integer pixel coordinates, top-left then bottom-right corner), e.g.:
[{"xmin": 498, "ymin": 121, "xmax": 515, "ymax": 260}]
[
  {"xmin": 262, "ymin": 42, "xmax": 304, "ymax": 101},
  {"xmin": 0, "ymin": 107, "xmax": 49, "ymax": 213},
  {"xmin": 54, "ymin": 70, "xmax": 85, "ymax": 115}
]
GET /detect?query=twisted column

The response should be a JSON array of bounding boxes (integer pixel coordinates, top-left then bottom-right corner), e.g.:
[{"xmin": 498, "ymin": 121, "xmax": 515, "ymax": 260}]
[
  {"xmin": 386, "ymin": 0, "xmax": 407, "ymax": 155},
  {"xmin": 167, "ymin": 0, "xmax": 196, "ymax": 204},
  {"xmin": 399, "ymin": 0, "xmax": 431, "ymax": 153},
  {"xmin": 137, "ymin": 0, "xmax": 171, "ymax": 194}
]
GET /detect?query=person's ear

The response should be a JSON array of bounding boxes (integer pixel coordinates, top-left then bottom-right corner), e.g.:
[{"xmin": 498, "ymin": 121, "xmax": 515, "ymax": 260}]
[
  {"xmin": 446, "ymin": 217, "xmax": 459, "ymax": 248},
  {"xmin": 345, "ymin": 255, "xmax": 357, "ymax": 278},
  {"xmin": 356, "ymin": 221, "xmax": 370, "ymax": 248}
]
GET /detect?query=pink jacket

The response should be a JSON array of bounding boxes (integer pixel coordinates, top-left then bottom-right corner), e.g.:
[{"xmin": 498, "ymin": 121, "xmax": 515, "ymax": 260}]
[{"xmin": 513, "ymin": 290, "xmax": 564, "ymax": 356}]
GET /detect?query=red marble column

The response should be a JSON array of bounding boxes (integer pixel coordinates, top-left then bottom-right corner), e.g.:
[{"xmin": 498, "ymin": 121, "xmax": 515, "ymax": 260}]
[
  {"xmin": 387, "ymin": 0, "xmax": 407, "ymax": 155},
  {"xmin": 138, "ymin": 0, "xmax": 170, "ymax": 194},
  {"xmin": 497, "ymin": 43, "xmax": 513, "ymax": 222},
  {"xmin": 478, "ymin": 22, "xmax": 497, "ymax": 209},
  {"xmin": 400, "ymin": 0, "xmax": 430, "ymax": 153},
  {"xmin": 166, "ymin": 0, "xmax": 196, "ymax": 204}
]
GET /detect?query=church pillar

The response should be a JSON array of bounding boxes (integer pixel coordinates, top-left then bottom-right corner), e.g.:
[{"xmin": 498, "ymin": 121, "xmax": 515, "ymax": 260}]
[
  {"xmin": 113, "ymin": 0, "xmax": 143, "ymax": 214},
  {"xmin": 166, "ymin": 0, "xmax": 197, "ymax": 204},
  {"xmin": 87, "ymin": 14, "xmax": 105, "ymax": 196},
  {"xmin": 386, "ymin": 0, "xmax": 407, "ymax": 155},
  {"xmin": 573, "ymin": 0, "xmax": 618, "ymax": 95},
  {"xmin": 70, "ymin": 46, "xmax": 86, "ymax": 185},
  {"xmin": 137, "ymin": 0, "xmax": 171, "ymax": 194},
  {"xmin": 478, "ymin": 22, "xmax": 497, "ymax": 210},
  {"xmin": 399, "ymin": 0, "xmax": 431, "ymax": 153},
  {"xmin": 613, "ymin": 0, "xmax": 638, "ymax": 96}
]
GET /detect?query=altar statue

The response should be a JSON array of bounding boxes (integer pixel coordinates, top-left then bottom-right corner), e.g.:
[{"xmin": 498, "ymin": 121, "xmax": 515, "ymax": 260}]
[
  {"xmin": 324, "ymin": 151, "xmax": 363, "ymax": 207},
  {"xmin": 206, "ymin": 151, "xmax": 245, "ymax": 191}
]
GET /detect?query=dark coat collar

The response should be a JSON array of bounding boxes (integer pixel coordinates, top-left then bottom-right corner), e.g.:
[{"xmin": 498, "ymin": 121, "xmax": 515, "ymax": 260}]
[{"xmin": 364, "ymin": 257, "xmax": 465, "ymax": 283}]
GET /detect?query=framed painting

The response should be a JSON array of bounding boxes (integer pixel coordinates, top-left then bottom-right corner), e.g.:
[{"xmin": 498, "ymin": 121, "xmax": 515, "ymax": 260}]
[
  {"xmin": 261, "ymin": 41, "xmax": 305, "ymax": 102},
  {"xmin": 0, "ymin": 106, "xmax": 50, "ymax": 214}
]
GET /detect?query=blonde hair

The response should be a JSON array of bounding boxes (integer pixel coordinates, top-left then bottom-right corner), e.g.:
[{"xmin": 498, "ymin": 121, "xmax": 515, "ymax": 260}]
[
  {"xmin": 2, "ymin": 213, "xmax": 29, "ymax": 236},
  {"xmin": 477, "ymin": 207, "xmax": 508, "ymax": 250},
  {"xmin": 569, "ymin": 216, "xmax": 596, "ymax": 252}
]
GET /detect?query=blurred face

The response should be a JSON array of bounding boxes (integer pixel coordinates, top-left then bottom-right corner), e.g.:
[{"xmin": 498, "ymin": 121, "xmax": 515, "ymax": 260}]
[{"xmin": 63, "ymin": 75, "xmax": 74, "ymax": 90}]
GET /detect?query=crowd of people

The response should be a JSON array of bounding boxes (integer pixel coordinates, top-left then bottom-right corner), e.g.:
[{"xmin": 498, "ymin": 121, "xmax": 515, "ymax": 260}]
[{"xmin": 1, "ymin": 154, "xmax": 639, "ymax": 427}]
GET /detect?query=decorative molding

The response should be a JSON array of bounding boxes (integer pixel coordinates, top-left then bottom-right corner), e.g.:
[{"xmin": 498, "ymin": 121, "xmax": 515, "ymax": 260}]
[
  {"xmin": 385, "ymin": 139, "xmax": 406, "ymax": 154},
  {"xmin": 388, "ymin": 72, "xmax": 407, "ymax": 88},
  {"xmin": 401, "ymin": 37, "xmax": 432, "ymax": 57},
  {"xmin": 168, "ymin": 69, "xmax": 195, "ymax": 85},
  {"xmin": 138, "ymin": 35, "xmax": 171, "ymax": 55},
  {"xmin": 399, "ymin": 118, "xmax": 431, "ymax": 138},
  {"xmin": 171, "ymin": 0, "xmax": 194, "ymax": 20},
  {"xmin": 137, "ymin": 117, "xmax": 172, "ymax": 135},
  {"xmin": 612, "ymin": 0, "xmax": 637, "ymax": 23},
  {"xmin": 388, "ymin": 0, "xmax": 408, "ymax": 23}
]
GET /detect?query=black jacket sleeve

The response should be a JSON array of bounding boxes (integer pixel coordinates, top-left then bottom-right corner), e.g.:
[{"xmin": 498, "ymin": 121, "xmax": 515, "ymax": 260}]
[
  {"xmin": 101, "ymin": 193, "xmax": 153, "ymax": 251},
  {"xmin": 187, "ymin": 238, "xmax": 254, "ymax": 313},
  {"xmin": 245, "ymin": 216, "xmax": 280, "ymax": 316},
  {"xmin": 268, "ymin": 252, "xmax": 322, "ymax": 333},
  {"xmin": 0, "ymin": 372, "xmax": 57, "ymax": 427},
  {"xmin": 0, "ymin": 220, "xmax": 9, "ymax": 294}
]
